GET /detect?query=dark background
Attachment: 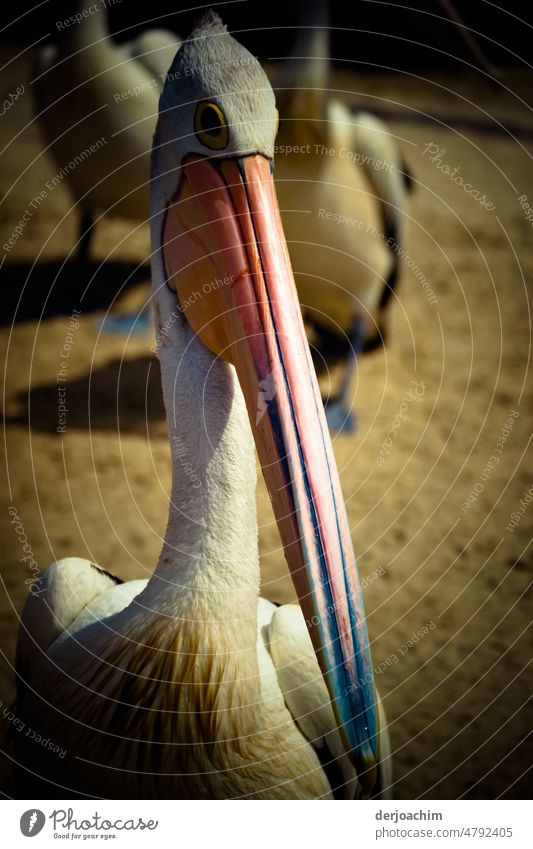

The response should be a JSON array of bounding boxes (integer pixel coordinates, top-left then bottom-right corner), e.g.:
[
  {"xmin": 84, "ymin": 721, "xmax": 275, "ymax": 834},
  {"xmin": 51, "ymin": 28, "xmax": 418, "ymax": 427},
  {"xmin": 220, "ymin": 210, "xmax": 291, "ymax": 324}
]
[{"xmin": 3, "ymin": 0, "xmax": 532, "ymax": 71}]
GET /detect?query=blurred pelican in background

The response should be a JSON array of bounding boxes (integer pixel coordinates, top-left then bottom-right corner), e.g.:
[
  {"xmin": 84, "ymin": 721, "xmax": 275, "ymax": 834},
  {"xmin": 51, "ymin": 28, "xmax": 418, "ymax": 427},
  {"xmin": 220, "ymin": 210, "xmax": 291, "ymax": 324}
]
[
  {"xmin": 274, "ymin": 0, "xmax": 413, "ymax": 431},
  {"xmin": 33, "ymin": 0, "xmax": 180, "ymax": 261},
  {"xmin": 32, "ymin": 0, "xmax": 413, "ymax": 387}
]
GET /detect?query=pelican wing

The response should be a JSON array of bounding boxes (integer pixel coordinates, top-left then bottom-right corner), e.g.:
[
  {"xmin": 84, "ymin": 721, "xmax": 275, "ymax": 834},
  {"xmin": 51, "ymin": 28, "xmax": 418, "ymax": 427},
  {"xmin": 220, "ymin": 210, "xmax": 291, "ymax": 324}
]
[
  {"xmin": 350, "ymin": 108, "xmax": 413, "ymax": 251},
  {"xmin": 16, "ymin": 557, "xmax": 143, "ymax": 691},
  {"xmin": 265, "ymin": 603, "xmax": 392, "ymax": 798}
]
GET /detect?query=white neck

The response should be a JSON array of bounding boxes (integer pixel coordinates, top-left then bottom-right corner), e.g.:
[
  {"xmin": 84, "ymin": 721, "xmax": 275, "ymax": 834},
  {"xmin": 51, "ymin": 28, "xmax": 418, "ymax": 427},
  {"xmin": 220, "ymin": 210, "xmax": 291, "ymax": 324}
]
[{"xmin": 140, "ymin": 241, "xmax": 260, "ymax": 630}]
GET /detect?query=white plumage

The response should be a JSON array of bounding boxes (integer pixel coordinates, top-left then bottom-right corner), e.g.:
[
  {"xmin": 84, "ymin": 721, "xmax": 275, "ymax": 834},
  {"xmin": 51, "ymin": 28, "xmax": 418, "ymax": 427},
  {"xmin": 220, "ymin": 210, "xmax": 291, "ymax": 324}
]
[{"xmin": 273, "ymin": 8, "xmax": 412, "ymax": 428}]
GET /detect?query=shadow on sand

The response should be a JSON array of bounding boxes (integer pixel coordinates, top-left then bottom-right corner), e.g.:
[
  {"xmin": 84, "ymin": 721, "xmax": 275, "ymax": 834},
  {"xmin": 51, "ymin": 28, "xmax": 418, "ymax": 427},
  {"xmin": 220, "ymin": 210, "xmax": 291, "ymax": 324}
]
[
  {"xmin": 0, "ymin": 258, "xmax": 150, "ymax": 325},
  {"xmin": 5, "ymin": 355, "xmax": 166, "ymax": 436}
]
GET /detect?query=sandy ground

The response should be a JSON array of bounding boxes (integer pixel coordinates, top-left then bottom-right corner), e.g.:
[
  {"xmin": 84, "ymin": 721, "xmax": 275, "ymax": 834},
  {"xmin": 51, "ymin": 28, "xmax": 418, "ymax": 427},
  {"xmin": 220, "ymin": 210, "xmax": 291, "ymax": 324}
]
[{"xmin": 1, "ymin": 46, "xmax": 532, "ymax": 799}]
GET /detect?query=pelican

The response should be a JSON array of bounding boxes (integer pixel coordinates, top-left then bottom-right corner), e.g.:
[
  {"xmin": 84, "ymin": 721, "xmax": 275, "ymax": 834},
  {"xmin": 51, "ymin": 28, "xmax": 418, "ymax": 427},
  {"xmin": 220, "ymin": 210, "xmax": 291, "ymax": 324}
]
[
  {"xmin": 33, "ymin": 1, "xmax": 180, "ymax": 260},
  {"xmin": 273, "ymin": 2, "xmax": 412, "ymax": 431},
  {"xmin": 15, "ymin": 13, "xmax": 391, "ymax": 800}
]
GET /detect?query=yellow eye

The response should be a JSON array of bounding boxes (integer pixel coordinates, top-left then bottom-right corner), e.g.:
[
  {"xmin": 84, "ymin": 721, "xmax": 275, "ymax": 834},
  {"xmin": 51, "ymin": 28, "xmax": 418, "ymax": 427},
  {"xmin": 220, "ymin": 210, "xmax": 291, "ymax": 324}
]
[
  {"xmin": 194, "ymin": 101, "xmax": 229, "ymax": 150},
  {"xmin": 275, "ymin": 108, "xmax": 279, "ymax": 137}
]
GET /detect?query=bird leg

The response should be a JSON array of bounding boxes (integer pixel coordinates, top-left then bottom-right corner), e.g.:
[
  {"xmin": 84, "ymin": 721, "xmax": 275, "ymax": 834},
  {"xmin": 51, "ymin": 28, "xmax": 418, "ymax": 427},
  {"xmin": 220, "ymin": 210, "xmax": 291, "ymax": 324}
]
[
  {"xmin": 324, "ymin": 315, "xmax": 365, "ymax": 434},
  {"xmin": 75, "ymin": 209, "xmax": 94, "ymax": 264},
  {"xmin": 74, "ymin": 207, "xmax": 152, "ymax": 335}
]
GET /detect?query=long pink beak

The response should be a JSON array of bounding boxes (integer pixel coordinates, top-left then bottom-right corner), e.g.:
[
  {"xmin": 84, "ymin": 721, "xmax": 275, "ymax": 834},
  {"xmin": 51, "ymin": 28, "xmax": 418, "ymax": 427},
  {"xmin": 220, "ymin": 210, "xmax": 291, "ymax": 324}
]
[{"xmin": 161, "ymin": 153, "xmax": 380, "ymax": 793}]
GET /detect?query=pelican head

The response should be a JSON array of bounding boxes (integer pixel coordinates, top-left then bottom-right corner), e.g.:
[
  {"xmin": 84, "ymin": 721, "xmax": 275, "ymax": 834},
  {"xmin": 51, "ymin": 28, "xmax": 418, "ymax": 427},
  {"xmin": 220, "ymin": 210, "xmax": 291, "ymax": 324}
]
[{"xmin": 151, "ymin": 12, "xmax": 380, "ymax": 794}]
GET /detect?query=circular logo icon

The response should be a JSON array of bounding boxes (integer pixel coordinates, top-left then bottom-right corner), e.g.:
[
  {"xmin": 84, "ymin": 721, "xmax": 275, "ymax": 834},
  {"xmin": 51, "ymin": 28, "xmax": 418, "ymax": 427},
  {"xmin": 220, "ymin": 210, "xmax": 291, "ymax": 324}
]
[{"xmin": 20, "ymin": 810, "xmax": 46, "ymax": 837}]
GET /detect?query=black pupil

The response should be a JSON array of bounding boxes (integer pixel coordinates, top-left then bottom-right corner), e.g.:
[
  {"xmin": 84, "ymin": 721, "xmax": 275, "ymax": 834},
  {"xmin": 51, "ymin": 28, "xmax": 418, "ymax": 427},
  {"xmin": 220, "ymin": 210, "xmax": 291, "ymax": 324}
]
[{"xmin": 201, "ymin": 106, "xmax": 222, "ymax": 137}]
